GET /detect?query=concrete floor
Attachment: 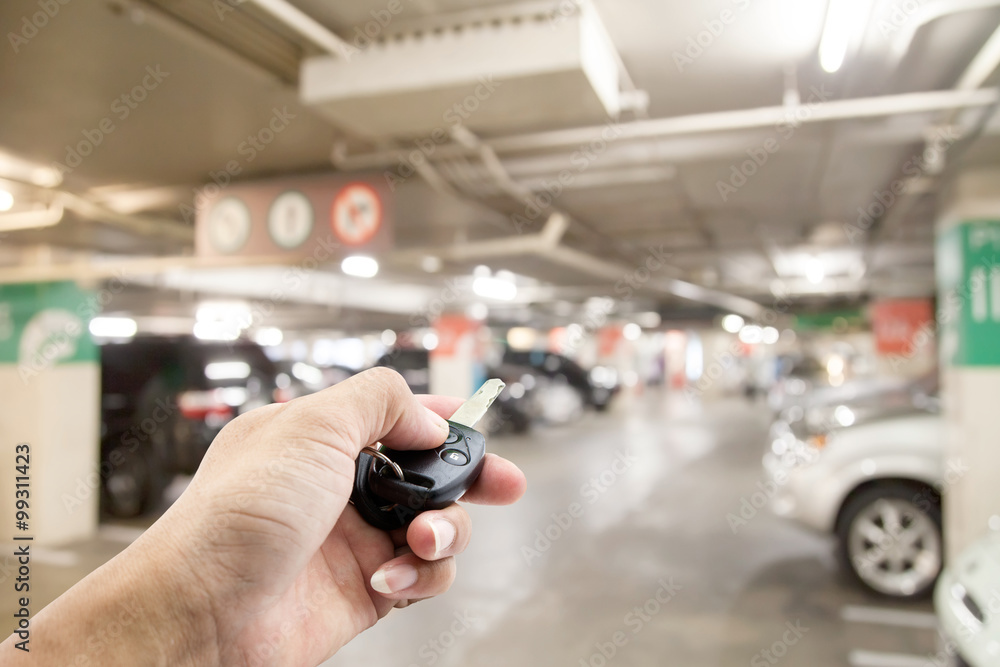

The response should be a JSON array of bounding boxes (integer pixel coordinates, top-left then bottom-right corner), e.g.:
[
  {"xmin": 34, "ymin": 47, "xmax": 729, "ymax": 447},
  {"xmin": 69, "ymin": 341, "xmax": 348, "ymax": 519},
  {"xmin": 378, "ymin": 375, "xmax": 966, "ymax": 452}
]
[{"xmin": 3, "ymin": 392, "xmax": 941, "ymax": 665}]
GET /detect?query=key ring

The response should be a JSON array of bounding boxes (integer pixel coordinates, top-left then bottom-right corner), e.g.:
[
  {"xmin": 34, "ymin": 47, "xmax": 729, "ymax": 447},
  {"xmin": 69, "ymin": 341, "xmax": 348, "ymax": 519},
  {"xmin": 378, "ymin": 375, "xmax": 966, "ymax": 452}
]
[{"xmin": 361, "ymin": 446, "xmax": 404, "ymax": 512}]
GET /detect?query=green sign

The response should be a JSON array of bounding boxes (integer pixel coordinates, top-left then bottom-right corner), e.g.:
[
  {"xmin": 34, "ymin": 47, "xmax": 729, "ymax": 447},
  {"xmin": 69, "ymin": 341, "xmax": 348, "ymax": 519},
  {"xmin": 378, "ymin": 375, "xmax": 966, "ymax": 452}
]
[
  {"xmin": 936, "ymin": 220, "xmax": 1000, "ymax": 367},
  {"xmin": 0, "ymin": 282, "xmax": 98, "ymax": 376},
  {"xmin": 791, "ymin": 309, "xmax": 865, "ymax": 332}
]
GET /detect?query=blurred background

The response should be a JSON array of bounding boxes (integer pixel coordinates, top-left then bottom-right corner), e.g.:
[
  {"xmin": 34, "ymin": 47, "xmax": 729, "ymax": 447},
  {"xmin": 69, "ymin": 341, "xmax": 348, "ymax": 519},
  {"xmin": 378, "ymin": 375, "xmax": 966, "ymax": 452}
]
[{"xmin": 1, "ymin": 0, "xmax": 1000, "ymax": 664}]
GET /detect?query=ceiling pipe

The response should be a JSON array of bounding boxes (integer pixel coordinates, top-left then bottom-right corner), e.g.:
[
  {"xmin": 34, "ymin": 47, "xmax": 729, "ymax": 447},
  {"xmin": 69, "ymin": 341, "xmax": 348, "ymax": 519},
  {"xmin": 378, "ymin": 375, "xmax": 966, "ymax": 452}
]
[
  {"xmin": 334, "ymin": 88, "xmax": 999, "ymax": 170},
  {"xmin": 243, "ymin": 0, "xmax": 354, "ymax": 59}
]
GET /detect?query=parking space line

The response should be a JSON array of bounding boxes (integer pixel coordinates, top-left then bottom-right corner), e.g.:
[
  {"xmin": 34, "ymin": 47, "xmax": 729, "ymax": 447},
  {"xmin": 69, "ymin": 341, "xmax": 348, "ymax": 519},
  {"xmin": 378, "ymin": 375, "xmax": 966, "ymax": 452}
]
[
  {"xmin": 848, "ymin": 650, "xmax": 933, "ymax": 667},
  {"xmin": 841, "ymin": 605, "xmax": 939, "ymax": 630},
  {"xmin": 98, "ymin": 524, "xmax": 147, "ymax": 544},
  {"xmin": 31, "ymin": 548, "xmax": 79, "ymax": 568}
]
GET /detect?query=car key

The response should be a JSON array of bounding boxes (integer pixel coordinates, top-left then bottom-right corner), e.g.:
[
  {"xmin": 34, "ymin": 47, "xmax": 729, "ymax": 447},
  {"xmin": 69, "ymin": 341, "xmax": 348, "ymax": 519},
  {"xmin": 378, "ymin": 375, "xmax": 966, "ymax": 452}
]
[{"xmin": 351, "ymin": 379, "xmax": 506, "ymax": 531}]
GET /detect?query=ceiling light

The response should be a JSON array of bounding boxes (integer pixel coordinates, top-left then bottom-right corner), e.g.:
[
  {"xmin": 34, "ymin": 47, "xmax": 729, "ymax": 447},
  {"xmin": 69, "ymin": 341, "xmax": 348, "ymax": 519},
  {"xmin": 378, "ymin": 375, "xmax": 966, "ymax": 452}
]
[
  {"xmin": 421, "ymin": 255, "xmax": 442, "ymax": 273},
  {"xmin": 0, "ymin": 149, "xmax": 63, "ymax": 188},
  {"xmin": 0, "ymin": 204, "xmax": 63, "ymax": 231},
  {"xmin": 722, "ymin": 314, "xmax": 745, "ymax": 333},
  {"xmin": 819, "ymin": 0, "xmax": 873, "ymax": 73},
  {"xmin": 473, "ymin": 265, "xmax": 492, "ymax": 278},
  {"xmin": 193, "ymin": 321, "xmax": 240, "ymax": 341},
  {"xmin": 636, "ymin": 312, "xmax": 661, "ymax": 328},
  {"xmin": 762, "ymin": 327, "xmax": 780, "ymax": 345},
  {"xmin": 739, "ymin": 325, "xmax": 763, "ymax": 344},
  {"xmin": 467, "ymin": 303, "xmax": 489, "ymax": 321},
  {"xmin": 507, "ymin": 327, "xmax": 537, "ymax": 350},
  {"xmin": 0, "ymin": 190, "xmax": 13, "ymax": 212},
  {"xmin": 205, "ymin": 361, "xmax": 251, "ymax": 380},
  {"xmin": 422, "ymin": 332, "xmax": 439, "ymax": 351},
  {"xmin": 341, "ymin": 255, "xmax": 379, "ymax": 278},
  {"xmin": 806, "ymin": 259, "xmax": 826, "ymax": 285},
  {"xmin": 292, "ymin": 362, "xmax": 324, "ymax": 385},
  {"xmin": 89, "ymin": 317, "xmax": 137, "ymax": 339},
  {"xmin": 473, "ymin": 276, "xmax": 517, "ymax": 301},
  {"xmin": 381, "ymin": 329, "xmax": 397, "ymax": 347},
  {"xmin": 623, "ymin": 323, "xmax": 642, "ymax": 341},
  {"xmin": 253, "ymin": 327, "xmax": 284, "ymax": 347}
]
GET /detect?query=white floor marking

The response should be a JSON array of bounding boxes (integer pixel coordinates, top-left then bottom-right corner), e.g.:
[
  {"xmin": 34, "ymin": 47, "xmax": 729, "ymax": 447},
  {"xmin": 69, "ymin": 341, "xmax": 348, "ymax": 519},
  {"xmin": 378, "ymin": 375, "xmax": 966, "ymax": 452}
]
[
  {"xmin": 31, "ymin": 548, "xmax": 79, "ymax": 567},
  {"xmin": 841, "ymin": 605, "xmax": 939, "ymax": 629},
  {"xmin": 98, "ymin": 524, "xmax": 147, "ymax": 544},
  {"xmin": 848, "ymin": 650, "xmax": 933, "ymax": 667}
]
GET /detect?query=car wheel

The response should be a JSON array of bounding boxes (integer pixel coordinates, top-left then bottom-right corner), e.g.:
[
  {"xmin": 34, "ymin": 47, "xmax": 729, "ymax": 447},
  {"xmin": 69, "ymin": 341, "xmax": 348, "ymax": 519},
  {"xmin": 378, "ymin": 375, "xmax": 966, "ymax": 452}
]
[{"xmin": 837, "ymin": 482, "xmax": 942, "ymax": 599}]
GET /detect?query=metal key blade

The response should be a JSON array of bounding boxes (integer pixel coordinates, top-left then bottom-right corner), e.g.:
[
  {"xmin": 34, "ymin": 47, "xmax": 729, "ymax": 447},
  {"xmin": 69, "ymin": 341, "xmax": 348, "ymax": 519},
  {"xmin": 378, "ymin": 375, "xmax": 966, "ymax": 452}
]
[{"xmin": 448, "ymin": 379, "xmax": 506, "ymax": 428}]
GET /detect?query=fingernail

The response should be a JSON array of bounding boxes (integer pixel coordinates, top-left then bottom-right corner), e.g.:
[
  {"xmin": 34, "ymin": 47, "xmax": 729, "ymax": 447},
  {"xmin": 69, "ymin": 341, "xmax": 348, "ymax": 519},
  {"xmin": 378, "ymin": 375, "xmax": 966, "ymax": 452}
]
[
  {"xmin": 371, "ymin": 564, "xmax": 418, "ymax": 595},
  {"xmin": 425, "ymin": 406, "xmax": 450, "ymax": 435},
  {"xmin": 429, "ymin": 518, "xmax": 457, "ymax": 558}
]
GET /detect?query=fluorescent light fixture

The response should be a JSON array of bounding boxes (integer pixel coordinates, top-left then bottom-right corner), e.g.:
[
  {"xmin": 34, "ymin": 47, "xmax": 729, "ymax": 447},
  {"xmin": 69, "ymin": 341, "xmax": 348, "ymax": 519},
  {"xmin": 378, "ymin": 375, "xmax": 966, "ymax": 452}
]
[
  {"xmin": 0, "ymin": 190, "xmax": 12, "ymax": 212},
  {"xmin": 507, "ymin": 327, "xmax": 537, "ymax": 350},
  {"xmin": 473, "ymin": 276, "xmax": 517, "ymax": 301},
  {"xmin": 806, "ymin": 259, "xmax": 826, "ymax": 285},
  {"xmin": 722, "ymin": 314, "xmax": 745, "ymax": 333},
  {"xmin": 473, "ymin": 265, "xmax": 492, "ymax": 278},
  {"xmin": 341, "ymin": 255, "xmax": 379, "ymax": 278},
  {"xmin": 0, "ymin": 149, "xmax": 63, "ymax": 188},
  {"xmin": 381, "ymin": 329, "xmax": 397, "ymax": 346},
  {"xmin": 193, "ymin": 321, "xmax": 241, "ymax": 341},
  {"xmin": 422, "ymin": 332, "xmax": 439, "ymax": 351},
  {"xmin": 292, "ymin": 362, "xmax": 324, "ymax": 385},
  {"xmin": 819, "ymin": 0, "xmax": 873, "ymax": 73},
  {"xmin": 762, "ymin": 327, "xmax": 780, "ymax": 345},
  {"xmin": 205, "ymin": 361, "xmax": 252, "ymax": 381},
  {"xmin": 253, "ymin": 327, "xmax": 283, "ymax": 347},
  {"xmin": 0, "ymin": 204, "xmax": 63, "ymax": 231},
  {"xmin": 89, "ymin": 317, "xmax": 137, "ymax": 339},
  {"xmin": 623, "ymin": 323, "xmax": 642, "ymax": 341}
]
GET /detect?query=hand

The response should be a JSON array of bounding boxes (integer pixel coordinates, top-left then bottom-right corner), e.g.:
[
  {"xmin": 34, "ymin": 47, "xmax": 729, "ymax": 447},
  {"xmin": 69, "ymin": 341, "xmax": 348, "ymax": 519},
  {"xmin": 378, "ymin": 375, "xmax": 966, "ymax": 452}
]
[{"xmin": 2, "ymin": 368, "xmax": 526, "ymax": 667}]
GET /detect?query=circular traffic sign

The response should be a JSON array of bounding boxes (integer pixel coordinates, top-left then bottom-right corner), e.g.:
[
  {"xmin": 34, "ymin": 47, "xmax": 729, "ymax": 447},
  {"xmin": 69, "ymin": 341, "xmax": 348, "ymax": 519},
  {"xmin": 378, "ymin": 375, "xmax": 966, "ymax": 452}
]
[
  {"xmin": 332, "ymin": 183, "xmax": 382, "ymax": 246},
  {"xmin": 268, "ymin": 190, "xmax": 314, "ymax": 249},
  {"xmin": 207, "ymin": 197, "xmax": 251, "ymax": 254}
]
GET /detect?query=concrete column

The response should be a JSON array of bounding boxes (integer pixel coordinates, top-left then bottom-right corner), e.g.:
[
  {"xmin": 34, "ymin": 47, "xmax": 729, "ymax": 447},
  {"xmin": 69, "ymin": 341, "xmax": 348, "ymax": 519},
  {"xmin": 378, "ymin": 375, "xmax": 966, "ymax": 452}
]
[
  {"xmin": 0, "ymin": 282, "xmax": 101, "ymax": 547},
  {"xmin": 936, "ymin": 169, "xmax": 1000, "ymax": 559},
  {"xmin": 429, "ymin": 315, "xmax": 484, "ymax": 399}
]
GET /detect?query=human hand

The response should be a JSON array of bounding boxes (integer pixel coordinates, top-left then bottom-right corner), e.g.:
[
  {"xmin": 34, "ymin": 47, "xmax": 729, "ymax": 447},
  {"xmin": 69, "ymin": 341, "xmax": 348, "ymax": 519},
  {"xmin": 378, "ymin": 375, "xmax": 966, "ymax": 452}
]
[{"xmin": 2, "ymin": 368, "xmax": 526, "ymax": 667}]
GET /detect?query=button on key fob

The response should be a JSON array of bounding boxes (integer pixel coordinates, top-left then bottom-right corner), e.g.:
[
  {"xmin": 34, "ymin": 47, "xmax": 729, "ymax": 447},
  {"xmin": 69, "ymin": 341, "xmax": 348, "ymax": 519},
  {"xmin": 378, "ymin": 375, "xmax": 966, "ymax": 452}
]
[{"xmin": 351, "ymin": 379, "xmax": 505, "ymax": 531}]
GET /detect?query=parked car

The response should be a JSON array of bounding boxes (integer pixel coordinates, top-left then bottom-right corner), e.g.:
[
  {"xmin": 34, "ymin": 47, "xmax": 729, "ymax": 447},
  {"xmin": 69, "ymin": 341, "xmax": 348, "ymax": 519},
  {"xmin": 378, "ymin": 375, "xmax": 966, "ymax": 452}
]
[
  {"xmin": 935, "ymin": 532, "xmax": 1000, "ymax": 667},
  {"xmin": 501, "ymin": 349, "xmax": 618, "ymax": 414},
  {"xmin": 100, "ymin": 336, "xmax": 277, "ymax": 517},
  {"xmin": 766, "ymin": 410, "xmax": 945, "ymax": 598}
]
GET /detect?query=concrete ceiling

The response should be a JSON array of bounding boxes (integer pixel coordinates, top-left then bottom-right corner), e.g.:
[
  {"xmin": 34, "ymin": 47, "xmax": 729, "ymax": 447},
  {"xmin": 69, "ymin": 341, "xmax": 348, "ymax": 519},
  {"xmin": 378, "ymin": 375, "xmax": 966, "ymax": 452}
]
[{"xmin": 0, "ymin": 0, "xmax": 999, "ymax": 329}]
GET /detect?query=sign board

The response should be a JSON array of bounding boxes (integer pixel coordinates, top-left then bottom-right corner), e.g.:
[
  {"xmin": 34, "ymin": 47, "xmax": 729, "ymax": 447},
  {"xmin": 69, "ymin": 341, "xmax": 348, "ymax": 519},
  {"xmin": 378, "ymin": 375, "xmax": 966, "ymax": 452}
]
[
  {"xmin": 195, "ymin": 174, "xmax": 393, "ymax": 259},
  {"xmin": 0, "ymin": 281, "xmax": 97, "ymax": 369},
  {"xmin": 937, "ymin": 220, "xmax": 1000, "ymax": 367},
  {"xmin": 871, "ymin": 299, "xmax": 933, "ymax": 356}
]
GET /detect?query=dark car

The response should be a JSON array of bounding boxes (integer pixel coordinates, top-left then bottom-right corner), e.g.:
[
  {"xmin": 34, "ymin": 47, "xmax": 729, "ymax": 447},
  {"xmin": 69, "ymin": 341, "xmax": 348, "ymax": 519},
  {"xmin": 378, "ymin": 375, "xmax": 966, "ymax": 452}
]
[
  {"xmin": 375, "ymin": 348, "xmax": 533, "ymax": 434},
  {"xmin": 99, "ymin": 336, "xmax": 278, "ymax": 517},
  {"xmin": 501, "ymin": 349, "xmax": 617, "ymax": 413}
]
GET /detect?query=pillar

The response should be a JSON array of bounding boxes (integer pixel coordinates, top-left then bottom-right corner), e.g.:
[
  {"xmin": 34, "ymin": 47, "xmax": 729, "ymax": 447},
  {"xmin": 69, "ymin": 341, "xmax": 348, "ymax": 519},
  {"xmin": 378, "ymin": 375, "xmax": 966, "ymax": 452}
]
[
  {"xmin": 0, "ymin": 282, "xmax": 101, "ymax": 546},
  {"xmin": 936, "ymin": 169, "xmax": 1000, "ymax": 559}
]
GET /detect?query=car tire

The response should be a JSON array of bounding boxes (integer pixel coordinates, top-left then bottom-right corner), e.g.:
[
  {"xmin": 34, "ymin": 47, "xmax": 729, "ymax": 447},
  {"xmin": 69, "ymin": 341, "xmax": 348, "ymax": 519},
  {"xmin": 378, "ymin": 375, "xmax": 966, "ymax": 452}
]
[
  {"xmin": 836, "ymin": 482, "xmax": 942, "ymax": 599},
  {"xmin": 102, "ymin": 446, "xmax": 169, "ymax": 518}
]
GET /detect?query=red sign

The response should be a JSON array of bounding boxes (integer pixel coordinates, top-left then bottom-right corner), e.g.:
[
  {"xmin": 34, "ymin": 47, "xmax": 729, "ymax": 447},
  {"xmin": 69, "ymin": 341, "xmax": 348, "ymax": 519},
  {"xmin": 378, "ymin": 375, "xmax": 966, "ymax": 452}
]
[
  {"xmin": 871, "ymin": 299, "xmax": 934, "ymax": 355},
  {"xmin": 332, "ymin": 182, "xmax": 383, "ymax": 246}
]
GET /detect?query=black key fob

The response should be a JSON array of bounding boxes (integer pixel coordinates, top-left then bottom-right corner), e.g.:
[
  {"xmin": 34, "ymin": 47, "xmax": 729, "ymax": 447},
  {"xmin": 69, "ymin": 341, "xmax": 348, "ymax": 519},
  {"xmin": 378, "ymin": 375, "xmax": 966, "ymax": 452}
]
[{"xmin": 351, "ymin": 421, "xmax": 487, "ymax": 531}]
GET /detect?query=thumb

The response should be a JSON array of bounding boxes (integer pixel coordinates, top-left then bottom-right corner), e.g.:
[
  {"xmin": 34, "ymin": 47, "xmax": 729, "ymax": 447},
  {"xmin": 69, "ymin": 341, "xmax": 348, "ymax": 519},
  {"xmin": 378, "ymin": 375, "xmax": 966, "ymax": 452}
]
[{"xmin": 293, "ymin": 367, "xmax": 451, "ymax": 459}]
